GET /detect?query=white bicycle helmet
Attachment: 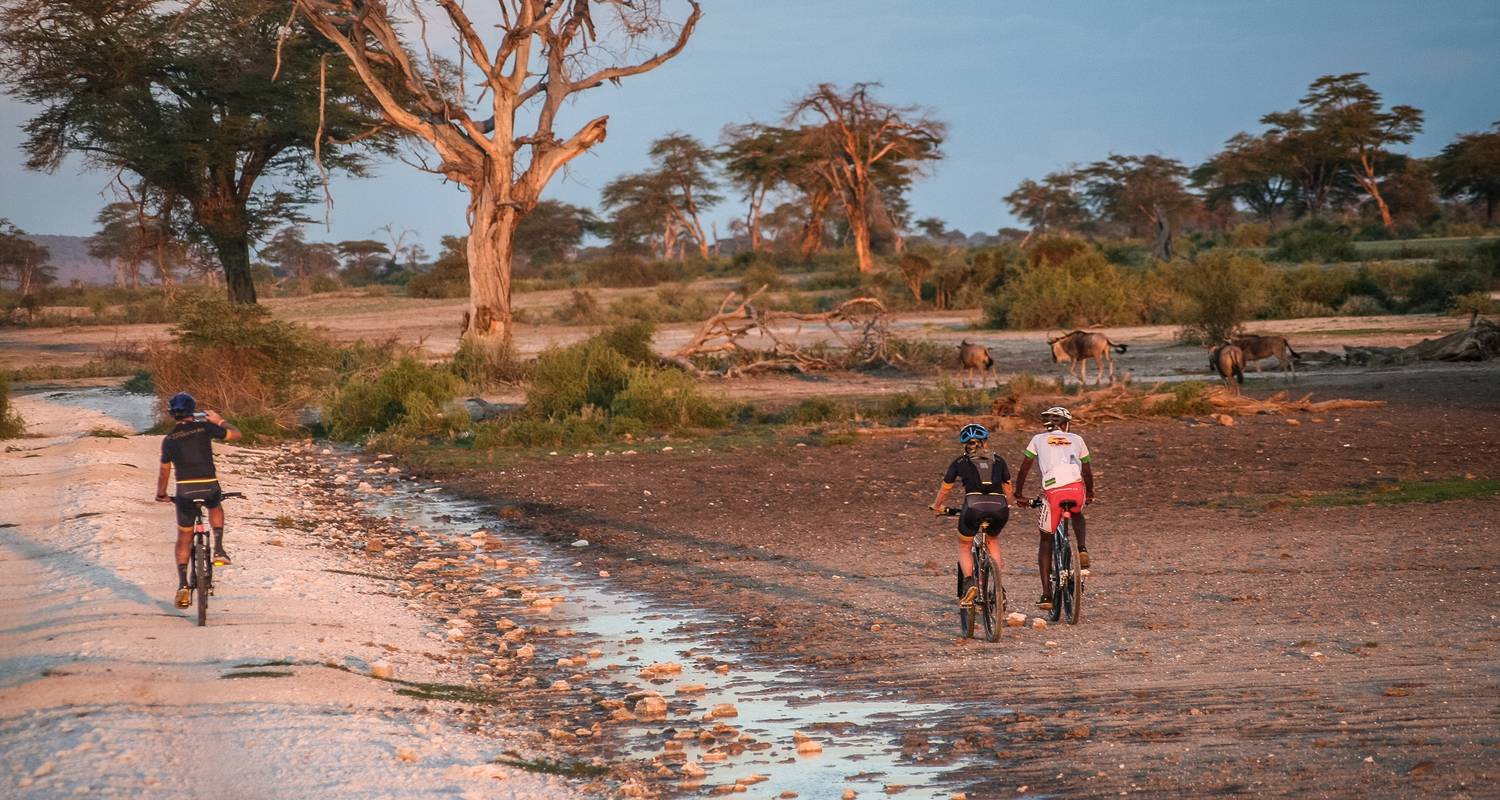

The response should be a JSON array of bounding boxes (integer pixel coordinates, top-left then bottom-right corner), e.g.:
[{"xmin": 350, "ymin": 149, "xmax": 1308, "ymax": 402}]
[{"xmin": 1041, "ymin": 406, "xmax": 1073, "ymax": 430}]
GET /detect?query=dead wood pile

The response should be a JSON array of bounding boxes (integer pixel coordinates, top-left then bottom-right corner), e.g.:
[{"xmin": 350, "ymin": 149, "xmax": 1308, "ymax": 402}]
[
  {"xmin": 670, "ymin": 289, "xmax": 901, "ymax": 377},
  {"xmin": 1344, "ymin": 319, "xmax": 1500, "ymax": 366},
  {"xmin": 854, "ymin": 383, "xmax": 1384, "ymax": 436}
]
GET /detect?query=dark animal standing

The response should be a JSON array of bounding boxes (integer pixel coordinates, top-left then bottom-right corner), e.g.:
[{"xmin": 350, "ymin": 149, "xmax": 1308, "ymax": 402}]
[
  {"xmin": 957, "ymin": 340, "xmax": 995, "ymax": 386},
  {"xmin": 1232, "ymin": 334, "xmax": 1300, "ymax": 376},
  {"xmin": 1209, "ymin": 343, "xmax": 1245, "ymax": 393},
  {"xmin": 1048, "ymin": 330, "xmax": 1128, "ymax": 385}
]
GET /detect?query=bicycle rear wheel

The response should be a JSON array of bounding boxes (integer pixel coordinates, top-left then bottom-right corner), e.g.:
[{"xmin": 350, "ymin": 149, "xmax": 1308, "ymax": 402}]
[
  {"xmin": 1048, "ymin": 524, "xmax": 1066, "ymax": 623},
  {"xmin": 194, "ymin": 536, "xmax": 209, "ymax": 627},
  {"xmin": 1063, "ymin": 528, "xmax": 1083, "ymax": 625},
  {"xmin": 979, "ymin": 557, "xmax": 1002, "ymax": 642}
]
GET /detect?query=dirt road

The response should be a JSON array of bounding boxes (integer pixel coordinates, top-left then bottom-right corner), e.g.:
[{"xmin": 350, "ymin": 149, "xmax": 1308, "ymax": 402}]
[
  {"xmin": 407, "ymin": 366, "xmax": 1500, "ymax": 798},
  {"xmin": 0, "ymin": 394, "xmax": 576, "ymax": 798}
]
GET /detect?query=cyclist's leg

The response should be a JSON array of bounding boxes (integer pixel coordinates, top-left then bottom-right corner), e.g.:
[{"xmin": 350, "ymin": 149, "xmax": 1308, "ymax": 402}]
[
  {"xmin": 171, "ymin": 497, "xmax": 194, "ymax": 607},
  {"xmin": 957, "ymin": 536, "xmax": 975, "ymax": 578},
  {"xmin": 204, "ymin": 488, "xmax": 230, "ymax": 564},
  {"xmin": 1074, "ymin": 510, "xmax": 1088, "ymax": 567}
]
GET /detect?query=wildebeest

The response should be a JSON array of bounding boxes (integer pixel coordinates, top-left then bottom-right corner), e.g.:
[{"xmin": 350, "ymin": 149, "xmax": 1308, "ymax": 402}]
[
  {"xmin": 1232, "ymin": 334, "xmax": 1300, "ymax": 375},
  {"xmin": 1048, "ymin": 330, "xmax": 1128, "ymax": 385},
  {"xmin": 1209, "ymin": 343, "xmax": 1245, "ymax": 392},
  {"xmin": 957, "ymin": 340, "xmax": 995, "ymax": 386}
]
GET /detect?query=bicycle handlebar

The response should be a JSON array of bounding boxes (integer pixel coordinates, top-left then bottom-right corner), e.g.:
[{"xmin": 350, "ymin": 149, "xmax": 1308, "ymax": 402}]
[{"xmin": 170, "ymin": 491, "xmax": 246, "ymax": 501}]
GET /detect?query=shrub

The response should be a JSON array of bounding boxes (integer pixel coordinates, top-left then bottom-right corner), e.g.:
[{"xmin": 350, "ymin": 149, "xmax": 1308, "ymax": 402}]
[
  {"xmin": 1151, "ymin": 381, "xmax": 1214, "ymax": 416},
  {"xmin": 583, "ymin": 255, "xmax": 697, "ymax": 287},
  {"xmin": 148, "ymin": 297, "xmax": 332, "ymax": 430},
  {"xmin": 1452, "ymin": 291, "xmax": 1496, "ymax": 324},
  {"xmin": 1267, "ymin": 219, "xmax": 1356, "ymax": 263},
  {"xmin": 0, "ymin": 373, "xmax": 24, "ymax": 439},
  {"xmin": 451, "ymin": 337, "xmax": 530, "ymax": 388},
  {"xmin": 597, "ymin": 320, "xmax": 658, "ymax": 365},
  {"xmin": 325, "ymin": 356, "xmax": 465, "ymax": 441},
  {"xmin": 1337, "ymin": 295, "xmax": 1387, "ymax": 316},
  {"xmin": 988, "ymin": 250, "xmax": 1144, "ymax": 329},
  {"xmin": 740, "ymin": 262, "xmax": 783, "ymax": 294},
  {"xmin": 787, "ymin": 397, "xmax": 850, "ymax": 424},
  {"xmin": 1228, "ymin": 223, "xmax": 1270, "ymax": 248},
  {"xmin": 1173, "ymin": 250, "xmax": 1271, "ymax": 343},
  {"xmin": 1406, "ymin": 263, "xmax": 1490, "ymax": 312},
  {"xmin": 803, "ymin": 269, "xmax": 863, "ymax": 290},
  {"xmin": 553, "ymin": 289, "xmax": 602, "ymax": 324},
  {"xmin": 609, "ymin": 367, "xmax": 726, "ymax": 429},
  {"xmin": 1280, "ymin": 300, "xmax": 1336, "ymax": 319},
  {"xmin": 526, "ymin": 337, "xmax": 632, "ymax": 419}
]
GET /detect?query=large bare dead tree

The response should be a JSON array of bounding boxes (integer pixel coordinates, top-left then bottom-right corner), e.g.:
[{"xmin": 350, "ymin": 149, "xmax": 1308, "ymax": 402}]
[
  {"xmin": 789, "ymin": 83, "xmax": 945, "ymax": 273},
  {"xmin": 293, "ymin": 0, "xmax": 702, "ymax": 339}
]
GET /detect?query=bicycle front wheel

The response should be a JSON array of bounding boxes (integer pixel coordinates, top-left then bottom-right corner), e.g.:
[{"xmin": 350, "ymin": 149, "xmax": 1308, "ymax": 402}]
[
  {"xmin": 1063, "ymin": 528, "xmax": 1083, "ymax": 625},
  {"xmin": 194, "ymin": 537, "xmax": 209, "ymax": 627},
  {"xmin": 1048, "ymin": 524, "xmax": 1066, "ymax": 623}
]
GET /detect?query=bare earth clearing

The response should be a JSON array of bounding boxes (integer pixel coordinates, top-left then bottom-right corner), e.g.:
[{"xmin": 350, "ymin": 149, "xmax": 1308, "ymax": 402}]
[{"xmin": 405, "ymin": 365, "xmax": 1500, "ymax": 798}]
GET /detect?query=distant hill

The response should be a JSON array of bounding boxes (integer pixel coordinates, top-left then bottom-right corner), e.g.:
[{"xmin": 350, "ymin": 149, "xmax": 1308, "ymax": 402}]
[{"xmin": 23, "ymin": 234, "xmax": 118, "ymax": 287}]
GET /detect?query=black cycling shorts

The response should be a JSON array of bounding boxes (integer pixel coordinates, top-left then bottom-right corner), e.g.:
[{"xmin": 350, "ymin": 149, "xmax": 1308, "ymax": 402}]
[
  {"xmin": 959, "ymin": 493, "xmax": 1009, "ymax": 537},
  {"xmin": 173, "ymin": 481, "xmax": 222, "ymax": 528}
]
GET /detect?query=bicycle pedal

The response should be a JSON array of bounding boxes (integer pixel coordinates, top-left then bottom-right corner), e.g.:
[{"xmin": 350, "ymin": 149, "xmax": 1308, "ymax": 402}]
[{"xmin": 1081, "ymin": 568, "xmax": 1091, "ymax": 577}]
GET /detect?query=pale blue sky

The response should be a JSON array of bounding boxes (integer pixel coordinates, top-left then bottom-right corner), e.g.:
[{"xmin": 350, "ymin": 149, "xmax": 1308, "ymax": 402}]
[{"xmin": 2, "ymin": 0, "xmax": 1497, "ymax": 252}]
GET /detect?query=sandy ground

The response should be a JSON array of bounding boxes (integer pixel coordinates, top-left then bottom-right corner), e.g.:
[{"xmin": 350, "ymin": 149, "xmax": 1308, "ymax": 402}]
[
  {"xmin": 0, "ymin": 395, "xmax": 578, "ymax": 799},
  {"xmin": 405, "ymin": 366, "xmax": 1500, "ymax": 798}
]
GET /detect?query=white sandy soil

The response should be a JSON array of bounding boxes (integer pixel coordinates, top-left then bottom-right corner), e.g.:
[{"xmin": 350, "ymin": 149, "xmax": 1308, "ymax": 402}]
[{"xmin": 0, "ymin": 394, "xmax": 578, "ymax": 799}]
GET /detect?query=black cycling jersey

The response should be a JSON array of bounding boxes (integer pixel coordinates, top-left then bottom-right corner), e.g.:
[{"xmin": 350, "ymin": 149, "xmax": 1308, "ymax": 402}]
[
  {"xmin": 944, "ymin": 453, "xmax": 1010, "ymax": 494},
  {"xmin": 161, "ymin": 420, "xmax": 228, "ymax": 482}
]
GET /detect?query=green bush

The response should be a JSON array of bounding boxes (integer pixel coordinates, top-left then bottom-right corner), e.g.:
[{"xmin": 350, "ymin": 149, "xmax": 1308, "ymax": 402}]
[
  {"xmin": 1406, "ymin": 262, "xmax": 1490, "ymax": 312},
  {"xmin": 1151, "ymin": 381, "xmax": 1214, "ymax": 416},
  {"xmin": 1173, "ymin": 250, "xmax": 1271, "ymax": 343},
  {"xmin": 987, "ymin": 250, "xmax": 1145, "ymax": 329},
  {"xmin": 786, "ymin": 397, "xmax": 850, "ymax": 424},
  {"xmin": 451, "ymin": 337, "xmax": 530, "ymax": 388},
  {"xmin": 0, "ymin": 373, "xmax": 24, "ymax": 439},
  {"xmin": 740, "ymin": 263, "xmax": 783, "ymax": 294},
  {"xmin": 1267, "ymin": 219, "xmax": 1357, "ymax": 263},
  {"xmin": 1452, "ymin": 291, "xmax": 1496, "ymax": 322},
  {"xmin": 609, "ymin": 367, "xmax": 727, "ymax": 429},
  {"xmin": 582, "ymin": 255, "xmax": 699, "ymax": 287},
  {"xmin": 1337, "ymin": 295, "xmax": 1387, "ymax": 316},
  {"xmin": 526, "ymin": 338, "xmax": 632, "ymax": 419},
  {"xmin": 325, "ymin": 356, "xmax": 465, "ymax": 441},
  {"xmin": 597, "ymin": 320, "xmax": 658, "ymax": 365},
  {"xmin": 1228, "ymin": 223, "xmax": 1270, "ymax": 248}
]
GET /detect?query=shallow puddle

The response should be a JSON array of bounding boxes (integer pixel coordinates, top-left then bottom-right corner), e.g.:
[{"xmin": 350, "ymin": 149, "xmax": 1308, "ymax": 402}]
[
  {"xmin": 361, "ymin": 471, "xmax": 986, "ymax": 798},
  {"xmin": 34, "ymin": 387, "xmax": 159, "ymax": 433}
]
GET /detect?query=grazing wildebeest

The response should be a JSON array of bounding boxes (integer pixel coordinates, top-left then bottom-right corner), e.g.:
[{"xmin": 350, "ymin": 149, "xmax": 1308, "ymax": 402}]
[
  {"xmin": 1048, "ymin": 330, "xmax": 1128, "ymax": 385},
  {"xmin": 957, "ymin": 340, "xmax": 995, "ymax": 386},
  {"xmin": 1232, "ymin": 334, "xmax": 1300, "ymax": 375},
  {"xmin": 1209, "ymin": 343, "xmax": 1245, "ymax": 393}
]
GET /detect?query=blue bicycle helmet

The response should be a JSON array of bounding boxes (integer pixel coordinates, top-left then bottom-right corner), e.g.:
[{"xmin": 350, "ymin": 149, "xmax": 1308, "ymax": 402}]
[
  {"xmin": 168, "ymin": 392, "xmax": 196, "ymax": 418},
  {"xmin": 958, "ymin": 423, "xmax": 990, "ymax": 443}
]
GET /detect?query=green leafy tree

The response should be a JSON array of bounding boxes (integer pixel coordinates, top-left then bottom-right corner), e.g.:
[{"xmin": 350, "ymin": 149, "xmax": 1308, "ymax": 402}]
[
  {"xmin": 719, "ymin": 124, "xmax": 802, "ymax": 252},
  {"xmin": 0, "ymin": 219, "xmax": 55, "ymax": 296},
  {"xmin": 1191, "ymin": 132, "xmax": 1295, "ymax": 223},
  {"xmin": 1263, "ymin": 73, "xmax": 1422, "ymax": 230},
  {"xmin": 1433, "ymin": 123, "xmax": 1500, "ymax": 224},
  {"xmin": 0, "ymin": 0, "xmax": 394, "ymax": 304},
  {"xmin": 1077, "ymin": 155, "xmax": 1196, "ymax": 260},
  {"xmin": 1004, "ymin": 171, "xmax": 1090, "ymax": 242},
  {"xmin": 336, "ymin": 239, "xmax": 391, "ymax": 286},
  {"xmin": 88, "ymin": 203, "xmax": 150, "ymax": 289},
  {"xmin": 513, "ymin": 201, "xmax": 600, "ymax": 272},
  {"xmin": 646, "ymin": 133, "xmax": 722, "ymax": 259},
  {"xmin": 602, "ymin": 171, "xmax": 681, "ymax": 259},
  {"xmin": 260, "ymin": 227, "xmax": 340, "ymax": 293}
]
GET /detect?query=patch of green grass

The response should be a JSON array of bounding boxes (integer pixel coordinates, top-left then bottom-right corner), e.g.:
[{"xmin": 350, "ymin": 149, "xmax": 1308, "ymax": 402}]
[
  {"xmin": 319, "ymin": 662, "xmax": 501, "ymax": 704},
  {"xmin": 494, "ymin": 752, "xmax": 610, "ymax": 778},
  {"xmin": 1297, "ymin": 478, "xmax": 1499, "ymax": 508},
  {"xmin": 323, "ymin": 568, "xmax": 395, "ymax": 580},
  {"xmin": 232, "ymin": 659, "xmax": 296, "ymax": 668},
  {"xmin": 221, "ymin": 670, "xmax": 294, "ymax": 679}
]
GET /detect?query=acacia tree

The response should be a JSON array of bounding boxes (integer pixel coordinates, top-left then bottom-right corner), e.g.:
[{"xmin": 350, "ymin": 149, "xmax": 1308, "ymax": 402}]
[
  {"xmin": 0, "ymin": 0, "xmax": 392, "ymax": 304},
  {"xmin": 788, "ymin": 83, "xmax": 945, "ymax": 273},
  {"xmin": 294, "ymin": 0, "xmax": 701, "ymax": 340},
  {"xmin": 513, "ymin": 200, "xmax": 599, "ymax": 270},
  {"xmin": 1191, "ymin": 132, "xmax": 1296, "ymax": 224},
  {"xmin": 1077, "ymin": 154, "xmax": 1195, "ymax": 260},
  {"xmin": 646, "ymin": 133, "xmax": 721, "ymax": 258},
  {"xmin": 1264, "ymin": 73, "xmax": 1422, "ymax": 230},
  {"xmin": 0, "ymin": 220, "xmax": 55, "ymax": 296},
  {"xmin": 720, "ymin": 124, "xmax": 805, "ymax": 253},
  {"xmin": 337, "ymin": 239, "xmax": 392, "ymax": 285},
  {"xmin": 1004, "ymin": 171, "xmax": 1089, "ymax": 243},
  {"xmin": 602, "ymin": 171, "xmax": 682, "ymax": 259},
  {"xmin": 89, "ymin": 204, "xmax": 149, "ymax": 289},
  {"xmin": 1434, "ymin": 124, "xmax": 1500, "ymax": 224}
]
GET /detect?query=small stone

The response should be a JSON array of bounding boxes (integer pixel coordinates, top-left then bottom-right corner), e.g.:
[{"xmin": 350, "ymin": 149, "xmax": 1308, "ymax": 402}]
[
  {"xmin": 550, "ymin": 680, "xmax": 571, "ymax": 692},
  {"xmin": 709, "ymin": 703, "xmax": 739, "ymax": 719},
  {"xmin": 571, "ymin": 539, "xmax": 589, "ymax": 548},
  {"xmin": 1006, "ymin": 612, "xmax": 1027, "ymax": 627},
  {"xmin": 1065, "ymin": 724, "xmax": 1089, "ymax": 739},
  {"xmin": 356, "ymin": 482, "xmax": 375, "ymax": 492},
  {"xmin": 1284, "ymin": 418, "xmax": 1301, "ymax": 426},
  {"xmin": 33, "ymin": 761, "xmax": 55, "ymax": 778},
  {"xmin": 681, "ymin": 761, "xmax": 706, "ymax": 778},
  {"xmin": 842, "ymin": 790, "xmax": 856, "ymax": 799},
  {"xmin": 395, "ymin": 748, "xmax": 419, "ymax": 763},
  {"xmin": 1031, "ymin": 618, "xmax": 1047, "ymax": 629},
  {"xmin": 635, "ymin": 695, "xmax": 669, "ymax": 720},
  {"xmin": 1044, "ymin": 640, "xmax": 1059, "ymax": 648},
  {"xmin": 370, "ymin": 661, "xmax": 395, "ymax": 679},
  {"xmin": 364, "ymin": 538, "xmax": 385, "ymax": 553},
  {"xmin": 1215, "ymin": 414, "xmax": 1235, "ymax": 427},
  {"xmin": 676, "ymin": 684, "xmax": 708, "ymax": 695},
  {"xmin": 515, "ymin": 644, "xmax": 535, "ymax": 660}
]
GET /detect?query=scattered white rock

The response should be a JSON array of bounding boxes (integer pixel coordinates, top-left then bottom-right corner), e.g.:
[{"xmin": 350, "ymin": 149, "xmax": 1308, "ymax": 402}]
[
  {"xmin": 370, "ymin": 661, "xmax": 395, "ymax": 679},
  {"xmin": 571, "ymin": 539, "xmax": 589, "ymax": 548}
]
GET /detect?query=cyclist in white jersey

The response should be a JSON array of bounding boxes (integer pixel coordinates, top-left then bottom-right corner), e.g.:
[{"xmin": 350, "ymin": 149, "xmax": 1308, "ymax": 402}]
[{"xmin": 1013, "ymin": 406, "xmax": 1094, "ymax": 610}]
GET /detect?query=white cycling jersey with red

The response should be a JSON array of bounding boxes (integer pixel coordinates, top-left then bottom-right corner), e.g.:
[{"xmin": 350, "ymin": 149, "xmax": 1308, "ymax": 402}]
[{"xmin": 1023, "ymin": 430, "xmax": 1090, "ymax": 489}]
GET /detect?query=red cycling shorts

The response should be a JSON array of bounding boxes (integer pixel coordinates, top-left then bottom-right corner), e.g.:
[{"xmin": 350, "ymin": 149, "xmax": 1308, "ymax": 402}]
[{"xmin": 1038, "ymin": 481, "xmax": 1086, "ymax": 534}]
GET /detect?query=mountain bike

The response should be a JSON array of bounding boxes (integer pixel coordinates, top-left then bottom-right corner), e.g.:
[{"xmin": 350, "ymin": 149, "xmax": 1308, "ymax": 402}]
[
  {"xmin": 943, "ymin": 507, "xmax": 1005, "ymax": 642},
  {"xmin": 1031, "ymin": 496, "xmax": 1083, "ymax": 624},
  {"xmin": 177, "ymin": 491, "xmax": 243, "ymax": 626}
]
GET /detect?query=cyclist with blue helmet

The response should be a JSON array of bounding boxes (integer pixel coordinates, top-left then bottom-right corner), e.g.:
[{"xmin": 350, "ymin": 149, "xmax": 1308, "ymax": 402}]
[
  {"xmin": 930, "ymin": 422, "xmax": 1013, "ymax": 608},
  {"xmin": 154, "ymin": 392, "xmax": 241, "ymax": 608}
]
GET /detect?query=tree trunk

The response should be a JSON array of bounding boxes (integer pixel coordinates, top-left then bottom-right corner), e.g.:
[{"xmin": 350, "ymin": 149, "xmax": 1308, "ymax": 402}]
[
  {"xmin": 1356, "ymin": 155, "xmax": 1395, "ymax": 231},
  {"xmin": 748, "ymin": 186, "xmax": 766, "ymax": 252},
  {"xmin": 464, "ymin": 188, "xmax": 518, "ymax": 341},
  {"xmin": 799, "ymin": 190, "xmax": 831, "ymax": 260},
  {"xmin": 1150, "ymin": 206, "xmax": 1173, "ymax": 261},
  {"xmin": 208, "ymin": 233, "xmax": 257, "ymax": 304}
]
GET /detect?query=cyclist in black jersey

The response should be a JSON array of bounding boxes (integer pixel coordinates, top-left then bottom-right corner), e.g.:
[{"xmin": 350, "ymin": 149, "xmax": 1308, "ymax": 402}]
[
  {"xmin": 930, "ymin": 423, "xmax": 1013, "ymax": 606},
  {"xmin": 154, "ymin": 392, "xmax": 240, "ymax": 608}
]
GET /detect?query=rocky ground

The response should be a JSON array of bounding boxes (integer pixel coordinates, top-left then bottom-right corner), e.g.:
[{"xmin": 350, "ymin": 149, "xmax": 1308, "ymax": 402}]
[{"xmin": 401, "ymin": 365, "xmax": 1500, "ymax": 798}]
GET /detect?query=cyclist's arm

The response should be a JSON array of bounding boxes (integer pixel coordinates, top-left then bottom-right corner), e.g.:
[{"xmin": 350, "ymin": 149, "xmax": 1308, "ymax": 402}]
[
  {"xmin": 1013, "ymin": 457, "xmax": 1034, "ymax": 500},
  {"xmin": 205, "ymin": 410, "xmax": 242, "ymax": 443},
  {"xmin": 156, "ymin": 462, "xmax": 172, "ymax": 500},
  {"xmin": 1081, "ymin": 462, "xmax": 1094, "ymax": 502},
  {"xmin": 931, "ymin": 482, "xmax": 956, "ymax": 513}
]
